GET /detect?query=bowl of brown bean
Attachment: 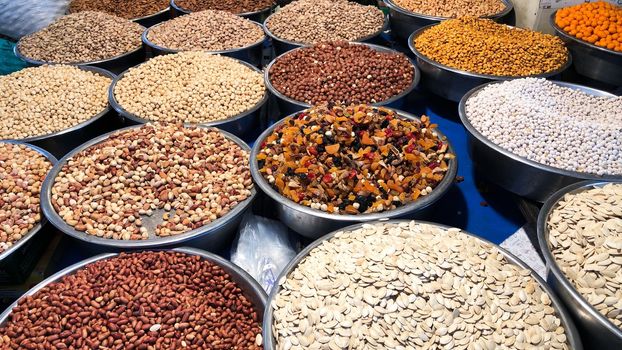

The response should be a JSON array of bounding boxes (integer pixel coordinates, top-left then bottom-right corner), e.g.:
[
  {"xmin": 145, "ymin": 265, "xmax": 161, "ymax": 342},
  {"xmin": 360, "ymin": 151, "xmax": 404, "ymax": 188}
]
[
  {"xmin": 67, "ymin": 0, "xmax": 171, "ymax": 27},
  {"xmin": 0, "ymin": 248, "xmax": 266, "ymax": 349},
  {"xmin": 264, "ymin": 220, "xmax": 582, "ymax": 350},
  {"xmin": 170, "ymin": 0, "xmax": 276, "ymax": 23},
  {"xmin": 385, "ymin": 0, "xmax": 514, "ymax": 41},
  {"xmin": 250, "ymin": 104, "xmax": 457, "ymax": 238},
  {"xmin": 265, "ymin": 42, "xmax": 419, "ymax": 118},
  {"xmin": 408, "ymin": 18, "xmax": 572, "ymax": 102},
  {"xmin": 538, "ymin": 181, "xmax": 622, "ymax": 348},
  {"xmin": 40, "ymin": 123, "xmax": 256, "ymax": 252}
]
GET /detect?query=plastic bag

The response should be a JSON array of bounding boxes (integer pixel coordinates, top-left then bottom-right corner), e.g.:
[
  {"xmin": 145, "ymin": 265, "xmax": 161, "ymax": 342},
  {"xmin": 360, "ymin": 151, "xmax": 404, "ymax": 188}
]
[
  {"xmin": 0, "ymin": 0, "xmax": 70, "ymax": 40},
  {"xmin": 230, "ymin": 213, "xmax": 298, "ymax": 293}
]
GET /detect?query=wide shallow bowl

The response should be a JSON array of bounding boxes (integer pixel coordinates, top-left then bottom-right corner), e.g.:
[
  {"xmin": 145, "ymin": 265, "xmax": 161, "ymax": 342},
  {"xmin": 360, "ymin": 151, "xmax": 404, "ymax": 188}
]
[
  {"xmin": 264, "ymin": 42, "xmax": 420, "ymax": 118},
  {"xmin": 142, "ymin": 20, "xmax": 266, "ymax": 67},
  {"xmin": 408, "ymin": 24, "xmax": 572, "ymax": 102},
  {"xmin": 0, "ymin": 141, "xmax": 57, "ymax": 282},
  {"xmin": 14, "ymin": 36, "xmax": 145, "ymax": 75},
  {"xmin": 40, "ymin": 124, "xmax": 256, "ymax": 252},
  {"xmin": 250, "ymin": 108, "xmax": 457, "ymax": 238},
  {"xmin": 459, "ymin": 80, "xmax": 621, "ymax": 202},
  {"xmin": 170, "ymin": 0, "xmax": 275, "ymax": 23},
  {"xmin": 67, "ymin": 6, "xmax": 171, "ymax": 28},
  {"xmin": 550, "ymin": 12, "xmax": 622, "ymax": 87},
  {"xmin": 537, "ymin": 180, "xmax": 622, "ymax": 348},
  {"xmin": 109, "ymin": 58, "xmax": 269, "ymax": 137},
  {"xmin": 1, "ymin": 66, "xmax": 122, "ymax": 158},
  {"xmin": 263, "ymin": 219, "xmax": 582, "ymax": 349},
  {"xmin": 0, "ymin": 247, "xmax": 267, "ymax": 333},
  {"xmin": 386, "ymin": 0, "xmax": 514, "ymax": 41},
  {"xmin": 263, "ymin": 13, "xmax": 389, "ymax": 56}
]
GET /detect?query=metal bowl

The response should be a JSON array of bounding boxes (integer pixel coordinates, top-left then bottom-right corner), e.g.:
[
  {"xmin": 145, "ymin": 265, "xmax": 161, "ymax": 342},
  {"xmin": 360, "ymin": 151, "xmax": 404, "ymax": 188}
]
[
  {"xmin": 1, "ymin": 66, "xmax": 122, "ymax": 158},
  {"xmin": 263, "ymin": 219, "xmax": 582, "ymax": 350},
  {"xmin": 67, "ymin": 5, "xmax": 171, "ymax": 28},
  {"xmin": 550, "ymin": 11, "xmax": 622, "ymax": 87},
  {"xmin": 250, "ymin": 108, "xmax": 457, "ymax": 238},
  {"xmin": 109, "ymin": 57, "xmax": 269, "ymax": 137},
  {"xmin": 459, "ymin": 80, "xmax": 622, "ymax": 202},
  {"xmin": 14, "ymin": 33, "xmax": 146, "ymax": 75},
  {"xmin": 40, "ymin": 124, "xmax": 256, "ymax": 252},
  {"xmin": 386, "ymin": 0, "xmax": 514, "ymax": 41},
  {"xmin": 537, "ymin": 181, "xmax": 622, "ymax": 348},
  {"xmin": 142, "ymin": 19, "xmax": 266, "ymax": 67},
  {"xmin": 263, "ymin": 12, "xmax": 389, "ymax": 56},
  {"xmin": 408, "ymin": 24, "xmax": 572, "ymax": 102},
  {"xmin": 0, "ymin": 247, "xmax": 267, "ymax": 334},
  {"xmin": 170, "ymin": 0, "xmax": 275, "ymax": 23},
  {"xmin": 264, "ymin": 42, "xmax": 420, "ymax": 118}
]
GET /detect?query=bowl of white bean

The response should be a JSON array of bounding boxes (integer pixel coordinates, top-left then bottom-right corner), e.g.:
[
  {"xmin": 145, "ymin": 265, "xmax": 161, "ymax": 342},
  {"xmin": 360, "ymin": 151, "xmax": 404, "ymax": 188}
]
[{"xmin": 459, "ymin": 78, "xmax": 622, "ymax": 202}]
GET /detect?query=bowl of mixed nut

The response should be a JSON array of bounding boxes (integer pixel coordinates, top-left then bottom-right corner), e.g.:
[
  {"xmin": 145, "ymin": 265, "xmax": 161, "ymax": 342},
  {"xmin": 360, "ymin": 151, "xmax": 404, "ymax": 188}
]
[
  {"xmin": 538, "ymin": 181, "xmax": 622, "ymax": 348},
  {"xmin": 251, "ymin": 104, "xmax": 457, "ymax": 238},
  {"xmin": 170, "ymin": 0, "xmax": 276, "ymax": 23},
  {"xmin": 0, "ymin": 248, "xmax": 266, "ymax": 349},
  {"xmin": 265, "ymin": 220, "xmax": 582, "ymax": 350},
  {"xmin": 40, "ymin": 123, "xmax": 256, "ymax": 251},
  {"xmin": 67, "ymin": 0, "xmax": 171, "ymax": 27}
]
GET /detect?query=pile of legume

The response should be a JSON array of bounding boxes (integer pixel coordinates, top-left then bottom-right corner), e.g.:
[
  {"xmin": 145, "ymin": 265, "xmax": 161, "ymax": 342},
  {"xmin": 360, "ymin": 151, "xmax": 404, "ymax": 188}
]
[
  {"xmin": 269, "ymin": 42, "xmax": 414, "ymax": 105},
  {"xmin": 555, "ymin": 1, "xmax": 622, "ymax": 52},
  {"xmin": 18, "ymin": 12, "xmax": 144, "ymax": 64},
  {"xmin": 272, "ymin": 221, "xmax": 570, "ymax": 349},
  {"xmin": 414, "ymin": 18, "xmax": 569, "ymax": 76},
  {"xmin": 51, "ymin": 124, "xmax": 253, "ymax": 240},
  {"xmin": 175, "ymin": 0, "xmax": 274, "ymax": 14},
  {"xmin": 0, "ymin": 65, "xmax": 111, "ymax": 140},
  {"xmin": 465, "ymin": 78, "xmax": 622, "ymax": 176},
  {"xmin": 393, "ymin": 0, "xmax": 506, "ymax": 18},
  {"xmin": 147, "ymin": 10, "xmax": 265, "ymax": 52},
  {"xmin": 266, "ymin": 0, "xmax": 385, "ymax": 44},
  {"xmin": 547, "ymin": 183, "xmax": 622, "ymax": 329},
  {"xmin": 0, "ymin": 251, "xmax": 263, "ymax": 349},
  {"xmin": 114, "ymin": 52, "xmax": 265, "ymax": 123},
  {"xmin": 0, "ymin": 144, "xmax": 52, "ymax": 253},
  {"xmin": 68, "ymin": 0, "xmax": 169, "ymax": 19},
  {"xmin": 257, "ymin": 105, "xmax": 453, "ymax": 214}
]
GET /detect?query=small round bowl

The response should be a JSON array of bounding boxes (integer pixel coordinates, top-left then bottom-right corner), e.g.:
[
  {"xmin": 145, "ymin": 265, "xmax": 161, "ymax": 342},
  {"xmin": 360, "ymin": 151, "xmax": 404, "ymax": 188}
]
[
  {"xmin": 458, "ymin": 80, "xmax": 622, "ymax": 202},
  {"xmin": 264, "ymin": 219, "xmax": 582, "ymax": 350},
  {"xmin": 263, "ymin": 12, "xmax": 389, "ymax": 56},
  {"xmin": 408, "ymin": 24, "xmax": 572, "ymax": 102},
  {"xmin": 264, "ymin": 42, "xmax": 420, "ymax": 118},
  {"xmin": 1, "ymin": 66, "xmax": 121, "ymax": 158},
  {"xmin": 40, "ymin": 124, "xmax": 256, "ymax": 252},
  {"xmin": 0, "ymin": 247, "xmax": 267, "ymax": 335},
  {"xmin": 550, "ymin": 11, "xmax": 622, "ymax": 87},
  {"xmin": 385, "ymin": 0, "xmax": 514, "ymax": 41},
  {"xmin": 142, "ymin": 19, "xmax": 266, "ymax": 67},
  {"xmin": 170, "ymin": 0, "xmax": 275, "ymax": 23},
  {"xmin": 250, "ymin": 108, "xmax": 457, "ymax": 239},
  {"xmin": 109, "ymin": 57, "xmax": 269, "ymax": 137},
  {"xmin": 537, "ymin": 180, "xmax": 622, "ymax": 348},
  {"xmin": 14, "ymin": 34, "xmax": 145, "ymax": 75}
]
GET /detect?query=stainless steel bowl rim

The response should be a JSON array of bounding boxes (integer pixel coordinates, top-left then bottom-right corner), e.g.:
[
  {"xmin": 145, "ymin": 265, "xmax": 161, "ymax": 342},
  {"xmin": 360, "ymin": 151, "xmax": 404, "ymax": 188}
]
[
  {"xmin": 408, "ymin": 23, "xmax": 573, "ymax": 80},
  {"xmin": 262, "ymin": 11, "xmax": 389, "ymax": 47},
  {"xmin": 537, "ymin": 180, "xmax": 622, "ymax": 339},
  {"xmin": 549, "ymin": 11, "xmax": 622, "ymax": 58},
  {"xmin": 250, "ymin": 108, "xmax": 457, "ymax": 222},
  {"xmin": 458, "ymin": 80, "xmax": 622, "ymax": 181},
  {"xmin": 0, "ymin": 247, "xmax": 268, "ymax": 324},
  {"xmin": 384, "ymin": 0, "xmax": 513, "ymax": 22},
  {"xmin": 170, "ymin": 0, "xmax": 276, "ymax": 17},
  {"xmin": 0, "ymin": 141, "xmax": 58, "ymax": 262},
  {"xmin": 40, "ymin": 124, "xmax": 257, "ymax": 249},
  {"xmin": 263, "ymin": 219, "xmax": 582, "ymax": 350},
  {"xmin": 142, "ymin": 19, "xmax": 266, "ymax": 55},
  {"xmin": 108, "ymin": 56, "xmax": 269, "ymax": 126},
  {"xmin": 1, "ymin": 66, "xmax": 116, "ymax": 143},
  {"xmin": 14, "ymin": 27, "xmax": 146, "ymax": 67},
  {"xmin": 264, "ymin": 42, "xmax": 420, "ymax": 109}
]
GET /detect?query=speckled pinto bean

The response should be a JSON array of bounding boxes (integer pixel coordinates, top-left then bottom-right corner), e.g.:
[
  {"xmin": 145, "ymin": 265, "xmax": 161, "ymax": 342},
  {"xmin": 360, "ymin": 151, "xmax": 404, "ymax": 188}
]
[
  {"xmin": 175, "ymin": 0, "xmax": 274, "ymax": 14},
  {"xmin": 0, "ymin": 251, "xmax": 263, "ymax": 349},
  {"xmin": 68, "ymin": 0, "xmax": 169, "ymax": 19}
]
